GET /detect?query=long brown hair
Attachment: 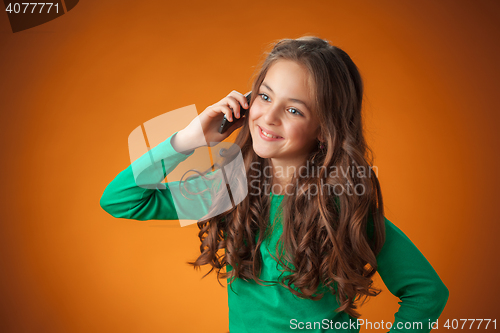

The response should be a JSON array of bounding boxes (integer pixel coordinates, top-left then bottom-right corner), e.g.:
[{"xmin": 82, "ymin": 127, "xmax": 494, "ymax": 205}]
[{"xmin": 186, "ymin": 36, "xmax": 386, "ymax": 318}]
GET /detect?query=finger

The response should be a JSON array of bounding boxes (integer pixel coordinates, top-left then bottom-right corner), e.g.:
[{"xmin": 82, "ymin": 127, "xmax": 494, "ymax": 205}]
[
  {"xmin": 221, "ymin": 105, "xmax": 234, "ymax": 122},
  {"xmin": 210, "ymin": 105, "xmax": 233, "ymax": 121},
  {"xmin": 226, "ymin": 97, "xmax": 241, "ymax": 119},
  {"xmin": 229, "ymin": 91, "xmax": 249, "ymax": 110}
]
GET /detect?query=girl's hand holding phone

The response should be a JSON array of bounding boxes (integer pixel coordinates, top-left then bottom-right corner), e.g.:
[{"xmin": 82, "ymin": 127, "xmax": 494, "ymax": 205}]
[{"xmin": 172, "ymin": 90, "xmax": 249, "ymax": 153}]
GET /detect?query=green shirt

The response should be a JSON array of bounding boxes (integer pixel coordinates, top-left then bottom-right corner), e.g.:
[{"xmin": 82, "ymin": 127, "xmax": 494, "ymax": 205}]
[{"xmin": 100, "ymin": 131, "xmax": 449, "ymax": 332}]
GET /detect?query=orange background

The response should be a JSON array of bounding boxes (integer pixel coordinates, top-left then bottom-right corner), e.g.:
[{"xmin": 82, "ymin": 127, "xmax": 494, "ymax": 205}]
[{"xmin": 1, "ymin": 0, "xmax": 499, "ymax": 332}]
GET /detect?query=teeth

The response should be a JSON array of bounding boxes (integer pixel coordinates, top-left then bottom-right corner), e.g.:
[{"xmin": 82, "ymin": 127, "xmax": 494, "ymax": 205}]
[{"xmin": 261, "ymin": 128, "xmax": 281, "ymax": 139}]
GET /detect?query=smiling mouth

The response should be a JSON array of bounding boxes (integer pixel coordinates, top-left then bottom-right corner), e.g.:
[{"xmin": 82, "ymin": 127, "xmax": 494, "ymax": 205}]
[{"xmin": 258, "ymin": 126, "xmax": 283, "ymax": 139}]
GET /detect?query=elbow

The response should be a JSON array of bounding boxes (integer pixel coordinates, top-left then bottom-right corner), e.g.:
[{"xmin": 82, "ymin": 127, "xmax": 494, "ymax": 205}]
[
  {"xmin": 404, "ymin": 279, "xmax": 450, "ymax": 315},
  {"xmin": 438, "ymin": 281, "xmax": 450, "ymax": 309},
  {"xmin": 427, "ymin": 280, "xmax": 450, "ymax": 314},
  {"xmin": 100, "ymin": 189, "xmax": 142, "ymax": 220},
  {"xmin": 99, "ymin": 191, "xmax": 114, "ymax": 216},
  {"xmin": 100, "ymin": 189, "xmax": 122, "ymax": 218}
]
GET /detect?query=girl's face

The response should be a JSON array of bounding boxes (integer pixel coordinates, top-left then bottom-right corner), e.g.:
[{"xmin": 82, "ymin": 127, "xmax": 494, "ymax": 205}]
[{"xmin": 249, "ymin": 59, "xmax": 322, "ymax": 167}]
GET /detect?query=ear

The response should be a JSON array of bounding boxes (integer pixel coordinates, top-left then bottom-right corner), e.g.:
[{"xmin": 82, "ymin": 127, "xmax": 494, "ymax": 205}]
[{"xmin": 314, "ymin": 125, "xmax": 324, "ymax": 142}]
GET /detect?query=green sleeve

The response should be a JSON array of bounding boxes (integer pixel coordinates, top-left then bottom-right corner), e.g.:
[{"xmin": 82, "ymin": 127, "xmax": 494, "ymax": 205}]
[
  {"xmin": 368, "ymin": 216, "xmax": 449, "ymax": 332},
  {"xmin": 100, "ymin": 131, "xmax": 221, "ymax": 221}
]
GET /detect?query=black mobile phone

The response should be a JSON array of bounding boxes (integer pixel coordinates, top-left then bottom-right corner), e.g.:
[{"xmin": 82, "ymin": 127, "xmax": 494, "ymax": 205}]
[{"xmin": 218, "ymin": 91, "xmax": 252, "ymax": 134}]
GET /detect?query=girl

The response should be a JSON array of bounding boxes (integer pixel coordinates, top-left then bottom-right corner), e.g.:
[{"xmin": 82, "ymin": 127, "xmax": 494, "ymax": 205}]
[{"xmin": 100, "ymin": 36, "xmax": 449, "ymax": 332}]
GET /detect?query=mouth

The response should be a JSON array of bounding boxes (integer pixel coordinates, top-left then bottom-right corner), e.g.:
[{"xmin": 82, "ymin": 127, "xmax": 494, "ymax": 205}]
[{"xmin": 258, "ymin": 125, "xmax": 284, "ymax": 140}]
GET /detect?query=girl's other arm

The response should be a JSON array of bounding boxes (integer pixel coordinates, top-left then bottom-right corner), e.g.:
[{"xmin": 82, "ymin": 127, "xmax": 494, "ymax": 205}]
[{"xmin": 370, "ymin": 217, "xmax": 449, "ymax": 332}]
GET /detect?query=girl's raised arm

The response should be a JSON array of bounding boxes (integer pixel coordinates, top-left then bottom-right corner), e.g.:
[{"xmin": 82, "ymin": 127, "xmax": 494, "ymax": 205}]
[{"xmin": 99, "ymin": 90, "xmax": 249, "ymax": 222}]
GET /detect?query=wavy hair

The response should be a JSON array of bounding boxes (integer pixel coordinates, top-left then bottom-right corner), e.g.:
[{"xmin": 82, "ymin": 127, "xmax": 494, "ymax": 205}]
[{"xmin": 186, "ymin": 36, "xmax": 386, "ymax": 318}]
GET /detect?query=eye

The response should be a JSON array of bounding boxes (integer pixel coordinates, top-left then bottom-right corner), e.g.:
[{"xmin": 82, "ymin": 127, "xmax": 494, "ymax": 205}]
[
  {"xmin": 287, "ymin": 108, "xmax": 303, "ymax": 116},
  {"xmin": 258, "ymin": 93, "xmax": 304, "ymax": 116},
  {"xmin": 259, "ymin": 93, "xmax": 270, "ymax": 102}
]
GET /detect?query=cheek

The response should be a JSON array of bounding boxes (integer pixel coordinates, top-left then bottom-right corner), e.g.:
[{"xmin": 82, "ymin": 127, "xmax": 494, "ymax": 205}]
[
  {"xmin": 287, "ymin": 126, "xmax": 308, "ymax": 140},
  {"xmin": 248, "ymin": 105, "xmax": 264, "ymax": 121},
  {"xmin": 248, "ymin": 107, "xmax": 258, "ymax": 132}
]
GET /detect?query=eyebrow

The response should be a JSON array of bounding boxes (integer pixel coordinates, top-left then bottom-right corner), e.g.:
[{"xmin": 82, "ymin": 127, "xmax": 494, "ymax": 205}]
[{"xmin": 261, "ymin": 82, "xmax": 311, "ymax": 112}]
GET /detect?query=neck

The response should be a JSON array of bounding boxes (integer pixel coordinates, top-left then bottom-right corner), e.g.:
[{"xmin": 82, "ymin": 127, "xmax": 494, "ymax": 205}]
[{"xmin": 269, "ymin": 157, "xmax": 307, "ymax": 195}]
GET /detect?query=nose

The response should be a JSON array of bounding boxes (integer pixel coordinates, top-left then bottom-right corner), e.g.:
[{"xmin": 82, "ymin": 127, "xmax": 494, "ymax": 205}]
[{"xmin": 262, "ymin": 103, "xmax": 282, "ymax": 126}]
